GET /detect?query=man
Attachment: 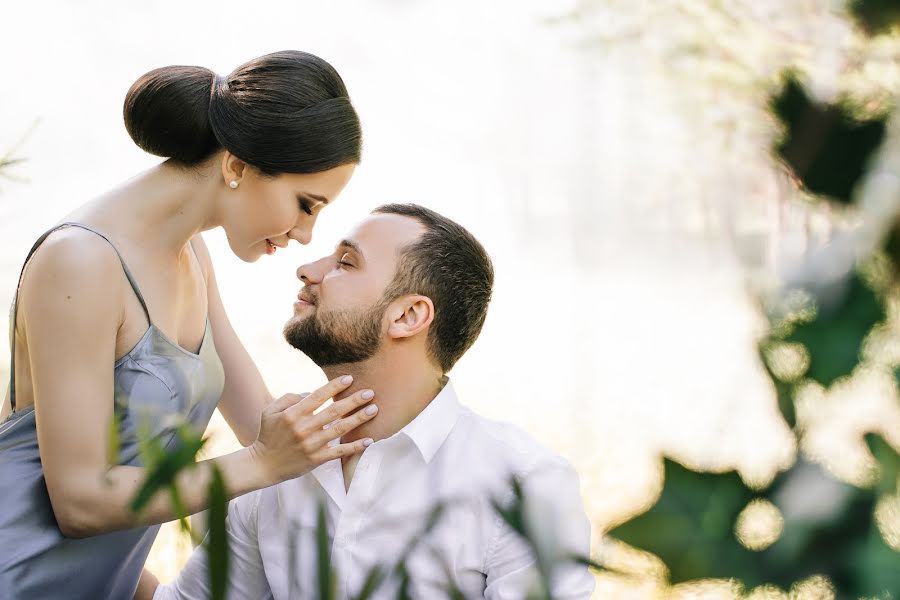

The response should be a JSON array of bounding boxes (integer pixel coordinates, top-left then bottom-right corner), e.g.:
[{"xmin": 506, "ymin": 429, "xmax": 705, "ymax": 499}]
[{"xmin": 153, "ymin": 204, "xmax": 595, "ymax": 599}]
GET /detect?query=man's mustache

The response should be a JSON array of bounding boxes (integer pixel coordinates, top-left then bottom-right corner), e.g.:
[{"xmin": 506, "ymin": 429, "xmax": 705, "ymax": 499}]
[{"xmin": 299, "ymin": 287, "xmax": 319, "ymax": 305}]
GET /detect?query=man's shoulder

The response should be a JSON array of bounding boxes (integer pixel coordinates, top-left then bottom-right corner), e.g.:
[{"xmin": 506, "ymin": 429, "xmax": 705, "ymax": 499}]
[
  {"xmin": 453, "ymin": 407, "xmax": 574, "ymax": 479},
  {"xmin": 228, "ymin": 472, "xmax": 321, "ymax": 533}
]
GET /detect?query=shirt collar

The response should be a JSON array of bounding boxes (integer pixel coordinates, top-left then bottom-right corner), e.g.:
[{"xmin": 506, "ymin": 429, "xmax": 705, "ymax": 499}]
[
  {"xmin": 309, "ymin": 379, "xmax": 463, "ymax": 505},
  {"xmin": 397, "ymin": 378, "xmax": 463, "ymax": 464}
]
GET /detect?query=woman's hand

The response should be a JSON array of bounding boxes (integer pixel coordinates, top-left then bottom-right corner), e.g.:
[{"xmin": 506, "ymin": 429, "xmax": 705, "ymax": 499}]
[{"xmin": 248, "ymin": 375, "xmax": 377, "ymax": 485}]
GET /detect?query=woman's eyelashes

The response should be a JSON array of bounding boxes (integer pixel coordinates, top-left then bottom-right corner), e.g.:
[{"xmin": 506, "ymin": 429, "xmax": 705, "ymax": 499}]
[{"xmin": 298, "ymin": 198, "xmax": 314, "ymax": 216}]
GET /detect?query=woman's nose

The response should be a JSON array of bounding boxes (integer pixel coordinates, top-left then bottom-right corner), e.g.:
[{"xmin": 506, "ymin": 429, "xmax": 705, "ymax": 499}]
[{"xmin": 290, "ymin": 225, "xmax": 313, "ymax": 246}]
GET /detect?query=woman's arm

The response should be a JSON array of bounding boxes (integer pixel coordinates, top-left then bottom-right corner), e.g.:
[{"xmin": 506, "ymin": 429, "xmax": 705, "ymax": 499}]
[
  {"xmin": 1, "ymin": 386, "xmax": 10, "ymax": 422},
  {"xmin": 191, "ymin": 234, "xmax": 270, "ymax": 445},
  {"xmin": 20, "ymin": 232, "xmax": 377, "ymax": 538}
]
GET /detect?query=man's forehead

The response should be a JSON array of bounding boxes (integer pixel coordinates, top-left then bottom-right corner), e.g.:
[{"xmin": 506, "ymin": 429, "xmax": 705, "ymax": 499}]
[{"xmin": 340, "ymin": 213, "xmax": 425, "ymax": 256}]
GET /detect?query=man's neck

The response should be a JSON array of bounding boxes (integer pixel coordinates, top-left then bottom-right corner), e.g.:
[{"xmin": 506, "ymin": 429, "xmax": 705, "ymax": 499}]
[{"xmin": 322, "ymin": 353, "xmax": 445, "ymax": 446}]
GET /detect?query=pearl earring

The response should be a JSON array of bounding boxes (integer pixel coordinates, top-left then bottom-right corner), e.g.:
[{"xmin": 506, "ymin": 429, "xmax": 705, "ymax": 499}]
[{"xmin": 229, "ymin": 180, "xmax": 239, "ymax": 189}]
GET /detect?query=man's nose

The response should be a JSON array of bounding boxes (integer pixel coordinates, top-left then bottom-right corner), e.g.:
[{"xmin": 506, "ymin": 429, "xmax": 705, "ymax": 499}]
[
  {"xmin": 296, "ymin": 257, "xmax": 327, "ymax": 282},
  {"xmin": 296, "ymin": 263, "xmax": 313, "ymax": 282}
]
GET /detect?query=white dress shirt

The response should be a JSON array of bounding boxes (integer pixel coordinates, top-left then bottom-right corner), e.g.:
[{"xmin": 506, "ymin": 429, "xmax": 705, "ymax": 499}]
[{"xmin": 155, "ymin": 381, "xmax": 595, "ymax": 599}]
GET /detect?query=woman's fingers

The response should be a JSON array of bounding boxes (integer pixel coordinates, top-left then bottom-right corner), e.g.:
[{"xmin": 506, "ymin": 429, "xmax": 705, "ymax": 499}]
[
  {"xmin": 317, "ymin": 438, "xmax": 374, "ymax": 463},
  {"xmin": 307, "ymin": 388, "xmax": 376, "ymax": 429},
  {"xmin": 296, "ymin": 375, "xmax": 355, "ymax": 414},
  {"xmin": 250, "ymin": 376, "xmax": 377, "ymax": 483},
  {"xmin": 267, "ymin": 393, "xmax": 306, "ymax": 413},
  {"xmin": 269, "ymin": 375, "xmax": 352, "ymax": 414},
  {"xmin": 307, "ymin": 403, "xmax": 379, "ymax": 448}
]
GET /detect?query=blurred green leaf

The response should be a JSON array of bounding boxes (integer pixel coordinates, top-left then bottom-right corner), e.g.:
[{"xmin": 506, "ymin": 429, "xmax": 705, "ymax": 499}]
[
  {"xmin": 106, "ymin": 412, "xmax": 121, "ymax": 467},
  {"xmin": 491, "ymin": 478, "xmax": 527, "ymax": 539},
  {"xmin": 865, "ymin": 433, "xmax": 900, "ymax": 496},
  {"xmin": 571, "ymin": 554, "xmax": 606, "ymax": 572},
  {"xmin": 770, "ymin": 73, "xmax": 887, "ymax": 204},
  {"xmin": 884, "ymin": 221, "xmax": 900, "ymax": 281},
  {"xmin": 848, "ymin": 521, "xmax": 900, "ymax": 598},
  {"xmin": 608, "ymin": 457, "xmax": 762, "ymax": 585},
  {"xmin": 783, "ymin": 272, "xmax": 884, "ymax": 387},
  {"xmin": 396, "ymin": 564, "xmax": 412, "ymax": 600},
  {"xmin": 0, "ymin": 157, "xmax": 26, "ymax": 172},
  {"xmin": 849, "ymin": 0, "xmax": 900, "ymax": 35},
  {"xmin": 130, "ymin": 426, "xmax": 206, "ymax": 515},
  {"xmin": 168, "ymin": 483, "xmax": 190, "ymax": 533},
  {"xmin": 762, "ymin": 459, "xmax": 900, "ymax": 597},
  {"xmin": 0, "ymin": 119, "xmax": 38, "ymax": 192},
  {"xmin": 758, "ymin": 345, "xmax": 798, "ymax": 428},
  {"xmin": 316, "ymin": 500, "xmax": 336, "ymax": 600},
  {"xmin": 207, "ymin": 465, "xmax": 229, "ymax": 600},
  {"xmin": 613, "ymin": 455, "xmax": 900, "ymax": 596},
  {"xmin": 352, "ymin": 565, "xmax": 385, "ymax": 600}
]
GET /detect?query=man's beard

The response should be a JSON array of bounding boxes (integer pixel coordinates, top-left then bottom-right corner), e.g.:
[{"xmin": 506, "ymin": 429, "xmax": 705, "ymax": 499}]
[{"xmin": 283, "ymin": 300, "xmax": 387, "ymax": 367}]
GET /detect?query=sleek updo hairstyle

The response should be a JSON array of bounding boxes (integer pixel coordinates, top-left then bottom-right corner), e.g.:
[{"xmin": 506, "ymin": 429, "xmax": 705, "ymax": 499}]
[{"xmin": 123, "ymin": 50, "xmax": 362, "ymax": 175}]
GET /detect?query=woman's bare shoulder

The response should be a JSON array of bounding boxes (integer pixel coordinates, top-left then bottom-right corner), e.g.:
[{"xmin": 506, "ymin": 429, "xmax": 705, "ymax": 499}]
[
  {"xmin": 16, "ymin": 226, "xmax": 125, "ymax": 310},
  {"xmin": 23, "ymin": 226, "xmax": 122, "ymax": 272}
]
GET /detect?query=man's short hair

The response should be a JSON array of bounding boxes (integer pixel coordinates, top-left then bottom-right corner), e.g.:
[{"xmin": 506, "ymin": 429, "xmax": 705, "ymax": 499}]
[{"xmin": 373, "ymin": 203, "xmax": 494, "ymax": 373}]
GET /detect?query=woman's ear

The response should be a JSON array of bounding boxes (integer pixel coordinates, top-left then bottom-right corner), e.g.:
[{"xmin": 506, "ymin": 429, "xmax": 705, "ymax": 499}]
[
  {"xmin": 387, "ymin": 295, "xmax": 434, "ymax": 340},
  {"xmin": 221, "ymin": 150, "xmax": 247, "ymax": 186}
]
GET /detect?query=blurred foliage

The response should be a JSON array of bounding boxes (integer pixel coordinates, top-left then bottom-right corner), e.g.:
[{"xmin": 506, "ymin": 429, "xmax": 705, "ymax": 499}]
[
  {"xmin": 609, "ymin": 459, "xmax": 761, "ymax": 586},
  {"xmin": 772, "ymin": 271, "xmax": 884, "ymax": 388},
  {"xmin": 128, "ymin": 425, "xmax": 230, "ymax": 598},
  {"xmin": 207, "ymin": 465, "xmax": 229, "ymax": 600},
  {"xmin": 771, "ymin": 73, "xmax": 888, "ymax": 205},
  {"xmin": 316, "ymin": 502, "xmax": 336, "ymax": 600},
  {"xmin": 131, "ymin": 424, "xmax": 207, "ymax": 530},
  {"xmin": 606, "ymin": 1, "xmax": 900, "ymax": 597},
  {"xmin": 609, "ymin": 442, "xmax": 900, "ymax": 597},
  {"xmin": 121, "ymin": 1, "xmax": 900, "ymax": 598},
  {"xmin": 850, "ymin": 0, "xmax": 900, "ymax": 35},
  {"xmin": 0, "ymin": 119, "xmax": 38, "ymax": 193}
]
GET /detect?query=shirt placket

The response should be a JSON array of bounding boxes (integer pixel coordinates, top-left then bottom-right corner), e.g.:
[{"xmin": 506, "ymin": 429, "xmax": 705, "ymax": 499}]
[{"xmin": 332, "ymin": 444, "xmax": 386, "ymax": 599}]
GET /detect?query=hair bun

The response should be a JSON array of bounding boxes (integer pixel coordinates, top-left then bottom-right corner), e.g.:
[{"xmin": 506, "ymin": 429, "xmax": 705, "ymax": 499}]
[{"xmin": 123, "ymin": 65, "xmax": 221, "ymax": 164}]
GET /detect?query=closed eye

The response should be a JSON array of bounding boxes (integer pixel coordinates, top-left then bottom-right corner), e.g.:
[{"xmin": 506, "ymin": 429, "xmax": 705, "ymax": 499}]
[
  {"xmin": 337, "ymin": 252, "xmax": 354, "ymax": 268},
  {"xmin": 298, "ymin": 199, "xmax": 314, "ymax": 216}
]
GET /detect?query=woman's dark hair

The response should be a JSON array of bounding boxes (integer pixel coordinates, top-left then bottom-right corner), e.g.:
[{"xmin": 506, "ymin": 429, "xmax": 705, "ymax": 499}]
[{"xmin": 123, "ymin": 50, "xmax": 362, "ymax": 174}]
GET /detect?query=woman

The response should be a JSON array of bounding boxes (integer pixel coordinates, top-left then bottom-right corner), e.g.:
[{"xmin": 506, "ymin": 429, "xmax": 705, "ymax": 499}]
[{"xmin": 0, "ymin": 50, "xmax": 378, "ymax": 598}]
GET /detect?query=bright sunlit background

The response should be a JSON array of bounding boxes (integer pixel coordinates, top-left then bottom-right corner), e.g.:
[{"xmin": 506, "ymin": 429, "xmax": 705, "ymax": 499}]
[{"xmin": 3, "ymin": 1, "xmax": 900, "ymax": 598}]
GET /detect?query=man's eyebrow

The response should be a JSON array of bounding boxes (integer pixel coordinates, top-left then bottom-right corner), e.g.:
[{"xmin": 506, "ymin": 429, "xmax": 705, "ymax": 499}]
[
  {"xmin": 337, "ymin": 239, "xmax": 364, "ymax": 259},
  {"xmin": 301, "ymin": 192, "xmax": 330, "ymax": 205}
]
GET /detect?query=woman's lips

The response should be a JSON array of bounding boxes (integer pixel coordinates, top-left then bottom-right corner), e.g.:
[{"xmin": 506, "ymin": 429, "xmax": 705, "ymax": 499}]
[{"xmin": 265, "ymin": 239, "xmax": 277, "ymax": 255}]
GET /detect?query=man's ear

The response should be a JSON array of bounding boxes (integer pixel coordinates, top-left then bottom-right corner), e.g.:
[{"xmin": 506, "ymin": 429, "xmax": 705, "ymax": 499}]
[
  {"xmin": 386, "ymin": 295, "xmax": 434, "ymax": 340},
  {"xmin": 221, "ymin": 150, "xmax": 247, "ymax": 185}
]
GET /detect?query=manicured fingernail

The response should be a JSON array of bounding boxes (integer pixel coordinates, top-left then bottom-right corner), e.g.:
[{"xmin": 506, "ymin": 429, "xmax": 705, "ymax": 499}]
[
  {"xmin": 361, "ymin": 389, "xmax": 375, "ymax": 400},
  {"xmin": 363, "ymin": 438, "xmax": 374, "ymax": 447},
  {"xmin": 341, "ymin": 375, "xmax": 353, "ymax": 385},
  {"xmin": 365, "ymin": 405, "xmax": 378, "ymax": 416},
  {"xmin": 323, "ymin": 423, "xmax": 331, "ymax": 430}
]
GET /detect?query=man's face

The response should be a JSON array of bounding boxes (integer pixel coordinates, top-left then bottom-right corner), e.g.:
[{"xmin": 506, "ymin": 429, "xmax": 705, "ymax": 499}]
[{"xmin": 283, "ymin": 213, "xmax": 425, "ymax": 366}]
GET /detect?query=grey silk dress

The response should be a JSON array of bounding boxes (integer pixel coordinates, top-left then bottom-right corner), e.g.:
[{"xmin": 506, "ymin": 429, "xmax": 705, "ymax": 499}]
[{"xmin": 0, "ymin": 223, "xmax": 225, "ymax": 599}]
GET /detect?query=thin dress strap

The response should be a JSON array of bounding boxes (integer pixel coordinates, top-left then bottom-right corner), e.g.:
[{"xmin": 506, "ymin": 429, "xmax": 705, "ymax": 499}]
[{"xmin": 7, "ymin": 222, "xmax": 152, "ymax": 412}]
